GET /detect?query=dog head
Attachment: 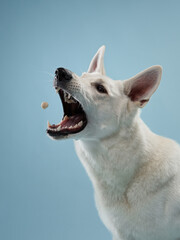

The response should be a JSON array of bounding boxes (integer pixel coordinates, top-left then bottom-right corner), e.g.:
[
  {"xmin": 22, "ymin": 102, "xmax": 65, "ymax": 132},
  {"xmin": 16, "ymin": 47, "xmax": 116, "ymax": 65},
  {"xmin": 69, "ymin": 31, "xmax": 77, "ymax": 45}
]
[{"xmin": 47, "ymin": 46, "xmax": 162, "ymax": 140}]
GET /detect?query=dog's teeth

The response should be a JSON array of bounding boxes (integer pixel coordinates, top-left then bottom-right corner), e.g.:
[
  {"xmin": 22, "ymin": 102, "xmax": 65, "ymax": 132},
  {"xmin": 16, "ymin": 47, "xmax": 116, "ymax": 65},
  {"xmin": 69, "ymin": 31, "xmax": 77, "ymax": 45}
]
[
  {"xmin": 78, "ymin": 121, "xmax": 83, "ymax": 127},
  {"xmin": 47, "ymin": 121, "xmax": 51, "ymax": 128},
  {"xmin": 63, "ymin": 115, "xmax": 69, "ymax": 121},
  {"xmin": 65, "ymin": 93, "xmax": 70, "ymax": 99},
  {"xmin": 67, "ymin": 98, "xmax": 77, "ymax": 104},
  {"xmin": 69, "ymin": 126, "xmax": 73, "ymax": 129},
  {"xmin": 57, "ymin": 125, "xmax": 61, "ymax": 131},
  {"xmin": 56, "ymin": 87, "xmax": 61, "ymax": 93},
  {"xmin": 64, "ymin": 92, "xmax": 71, "ymax": 102},
  {"xmin": 62, "ymin": 90, "xmax": 77, "ymax": 104},
  {"xmin": 74, "ymin": 124, "xmax": 78, "ymax": 129}
]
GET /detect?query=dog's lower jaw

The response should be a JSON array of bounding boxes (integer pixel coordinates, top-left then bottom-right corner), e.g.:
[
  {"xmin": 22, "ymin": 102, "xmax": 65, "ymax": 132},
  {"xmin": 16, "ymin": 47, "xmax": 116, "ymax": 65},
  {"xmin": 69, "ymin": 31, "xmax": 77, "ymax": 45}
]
[{"xmin": 74, "ymin": 117, "xmax": 180, "ymax": 240}]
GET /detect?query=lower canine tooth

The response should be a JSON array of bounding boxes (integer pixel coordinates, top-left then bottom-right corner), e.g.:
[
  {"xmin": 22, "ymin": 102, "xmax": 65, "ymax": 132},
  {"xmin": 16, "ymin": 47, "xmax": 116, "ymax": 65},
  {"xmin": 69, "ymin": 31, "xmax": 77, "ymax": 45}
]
[
  {"xmin": 78, "ymin": 121, "xmax": 83, "ymax": 127},
  {"xmin": 63, "ymin": 115, "xmax": 69, "ymax": 120}
]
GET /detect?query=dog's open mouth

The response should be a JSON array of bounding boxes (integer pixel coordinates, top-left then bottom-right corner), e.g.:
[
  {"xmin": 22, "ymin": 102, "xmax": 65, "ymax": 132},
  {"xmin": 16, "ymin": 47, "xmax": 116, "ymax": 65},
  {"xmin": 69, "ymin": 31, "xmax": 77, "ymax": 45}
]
[{"xmin": 47, "ymin": 89, "xmax": 87, "ymax": 137}]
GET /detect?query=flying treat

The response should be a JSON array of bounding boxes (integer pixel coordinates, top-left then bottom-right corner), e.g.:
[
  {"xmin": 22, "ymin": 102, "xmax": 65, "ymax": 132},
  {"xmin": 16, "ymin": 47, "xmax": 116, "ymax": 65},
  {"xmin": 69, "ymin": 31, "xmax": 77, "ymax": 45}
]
[{"xmin": 41, "ymin": 101, "xmax": 49, "ymax": 109}]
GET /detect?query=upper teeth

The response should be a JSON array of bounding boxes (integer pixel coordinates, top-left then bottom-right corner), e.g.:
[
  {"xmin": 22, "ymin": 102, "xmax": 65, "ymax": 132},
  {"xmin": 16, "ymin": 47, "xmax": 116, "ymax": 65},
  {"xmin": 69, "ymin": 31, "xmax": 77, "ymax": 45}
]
[
  {"xmin": 56, "ymin": 87, "xmax": 61, "ymax": 93},
  {"xmin": 67, "ymin": 94, "xmax": 71, "ymax": 100},
  {"xmin": 64, "ymin": 92, "xmax": 77, "ymax": 103}
]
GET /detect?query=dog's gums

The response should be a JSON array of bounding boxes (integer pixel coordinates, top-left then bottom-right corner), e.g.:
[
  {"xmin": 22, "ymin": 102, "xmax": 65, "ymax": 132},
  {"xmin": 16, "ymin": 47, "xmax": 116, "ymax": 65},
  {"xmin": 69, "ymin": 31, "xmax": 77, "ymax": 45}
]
[{"xmin": 47, "ymin": 89, "xmax": 87, "ymax": 137}]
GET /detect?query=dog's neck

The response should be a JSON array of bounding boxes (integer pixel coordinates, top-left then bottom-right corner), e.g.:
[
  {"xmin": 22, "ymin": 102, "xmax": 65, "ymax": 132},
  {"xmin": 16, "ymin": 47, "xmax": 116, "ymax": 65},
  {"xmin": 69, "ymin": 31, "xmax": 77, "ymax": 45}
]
[{"xmin": 75, "ymin": 116, "xmax": 155, "ymax": 203}]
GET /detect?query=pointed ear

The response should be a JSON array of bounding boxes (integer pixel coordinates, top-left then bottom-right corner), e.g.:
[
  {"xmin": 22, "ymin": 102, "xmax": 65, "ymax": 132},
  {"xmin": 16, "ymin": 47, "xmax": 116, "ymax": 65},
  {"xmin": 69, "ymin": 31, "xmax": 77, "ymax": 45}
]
[
  {"xmin": 123, "ymin": 65, "xmax": 162, "ymax": 108},
  {"xmin": 87, "ymin": 45, "xmax": 106, "ymax": 75}
]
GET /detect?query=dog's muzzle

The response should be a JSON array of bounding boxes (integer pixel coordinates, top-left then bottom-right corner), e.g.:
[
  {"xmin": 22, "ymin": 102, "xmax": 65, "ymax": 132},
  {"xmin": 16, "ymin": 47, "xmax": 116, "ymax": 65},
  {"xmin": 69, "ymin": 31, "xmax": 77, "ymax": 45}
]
[
  {"xmin": 55, "ymin": 67, "xmax": 72, "ymax": 82},
  {"xmin": 47, "ymin": 67, "xmax": 87, "ymax": 139}
]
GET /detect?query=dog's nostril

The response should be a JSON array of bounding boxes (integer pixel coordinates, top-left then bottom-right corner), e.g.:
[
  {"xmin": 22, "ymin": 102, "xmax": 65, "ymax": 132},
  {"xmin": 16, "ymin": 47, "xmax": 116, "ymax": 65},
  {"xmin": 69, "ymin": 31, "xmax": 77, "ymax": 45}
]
[{"xmin": 55, "ymin": 67, "xmax": 72, "ymax": 81}]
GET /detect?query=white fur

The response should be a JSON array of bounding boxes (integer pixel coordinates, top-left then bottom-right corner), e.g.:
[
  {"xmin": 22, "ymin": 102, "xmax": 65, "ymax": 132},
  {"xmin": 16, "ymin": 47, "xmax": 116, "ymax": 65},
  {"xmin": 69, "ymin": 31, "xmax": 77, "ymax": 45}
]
[{"xmin": 53, "ymin": 46, "xmax": 180, "ymax": 240}]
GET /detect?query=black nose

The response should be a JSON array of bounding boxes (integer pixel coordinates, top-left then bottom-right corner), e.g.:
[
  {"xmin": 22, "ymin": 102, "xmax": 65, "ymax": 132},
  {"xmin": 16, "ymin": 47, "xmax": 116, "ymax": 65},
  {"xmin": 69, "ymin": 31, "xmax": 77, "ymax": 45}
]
[{"xmin": 55, "ymin": 68, "xmax": 72, "ymax": 81}]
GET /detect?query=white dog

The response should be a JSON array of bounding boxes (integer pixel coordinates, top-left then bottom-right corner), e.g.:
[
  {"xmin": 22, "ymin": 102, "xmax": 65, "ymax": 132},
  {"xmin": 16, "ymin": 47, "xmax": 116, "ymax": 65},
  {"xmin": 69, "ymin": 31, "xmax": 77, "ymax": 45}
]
[{"xmin": 47, "ymin": 46, "xmax": 180, "ymax": 240}]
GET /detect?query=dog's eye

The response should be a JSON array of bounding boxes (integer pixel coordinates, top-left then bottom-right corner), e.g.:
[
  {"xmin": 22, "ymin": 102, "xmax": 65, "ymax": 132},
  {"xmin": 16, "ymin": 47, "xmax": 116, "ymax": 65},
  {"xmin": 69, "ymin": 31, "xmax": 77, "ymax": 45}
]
[{"xmin": 95, "ymin": 84, "xmax": 108, "ymax": 94}]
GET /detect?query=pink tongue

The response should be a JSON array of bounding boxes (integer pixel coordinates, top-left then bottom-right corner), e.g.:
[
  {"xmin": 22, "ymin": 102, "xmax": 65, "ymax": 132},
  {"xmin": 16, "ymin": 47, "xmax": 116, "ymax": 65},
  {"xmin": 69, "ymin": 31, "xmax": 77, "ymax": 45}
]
[{"xmin": 60, "ymin": 114, "xmax": 83, "ymax": 128}]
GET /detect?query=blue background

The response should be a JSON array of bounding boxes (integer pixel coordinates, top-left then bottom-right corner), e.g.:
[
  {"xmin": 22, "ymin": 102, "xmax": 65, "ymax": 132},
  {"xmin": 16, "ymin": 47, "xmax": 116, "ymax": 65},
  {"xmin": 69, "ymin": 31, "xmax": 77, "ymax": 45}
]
[{"xmin": 1, "ymin": 0, "xmax": 180, "ymax": 240}]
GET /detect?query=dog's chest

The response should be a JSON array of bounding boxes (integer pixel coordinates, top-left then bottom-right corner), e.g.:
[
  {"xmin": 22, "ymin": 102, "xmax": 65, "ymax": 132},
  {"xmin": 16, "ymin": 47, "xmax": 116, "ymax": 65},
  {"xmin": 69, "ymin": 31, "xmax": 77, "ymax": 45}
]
[
  {"xmin": 75, "ymin": 141, "xmax": 140, "ymax": 235},
  {"xmin": 74, "ymin": 140, "xmax": 179, "ymax": 240},
  {"xmin": 95, "ymin": 190, "xmax": 133, "ymax": 236}
]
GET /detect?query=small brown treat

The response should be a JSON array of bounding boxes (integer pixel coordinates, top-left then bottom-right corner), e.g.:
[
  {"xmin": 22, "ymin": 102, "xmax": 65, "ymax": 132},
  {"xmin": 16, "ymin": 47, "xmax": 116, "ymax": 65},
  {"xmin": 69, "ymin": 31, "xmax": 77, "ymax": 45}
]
[{"xmin": 41, "ymin": 102, "xmax": 49, "ymax": 109}]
